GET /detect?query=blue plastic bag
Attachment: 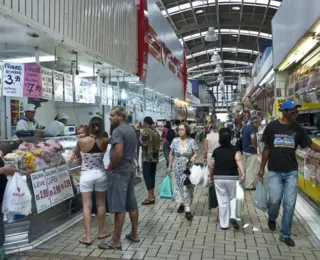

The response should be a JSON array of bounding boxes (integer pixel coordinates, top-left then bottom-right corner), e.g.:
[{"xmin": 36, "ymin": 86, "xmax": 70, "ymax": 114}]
[
  {"xmin": 160, "ymin": 176, "xmax": 173, "ymax": 199},
  {"xmin": 254, "ymin": 181, "xmax": 268, "ymax": 212}
]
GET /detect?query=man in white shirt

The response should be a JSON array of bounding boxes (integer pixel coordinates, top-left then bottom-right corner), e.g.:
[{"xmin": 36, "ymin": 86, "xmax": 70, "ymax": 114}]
[{"xmin": 16, "ymin": 104, "xmax": 43, "ymax": 137}]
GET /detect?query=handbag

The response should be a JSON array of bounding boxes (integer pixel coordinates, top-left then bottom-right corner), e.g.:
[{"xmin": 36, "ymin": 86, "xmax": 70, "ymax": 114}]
[{"xmin": 208, "ymin": 184, "xmax": 218, "ymax": 209}]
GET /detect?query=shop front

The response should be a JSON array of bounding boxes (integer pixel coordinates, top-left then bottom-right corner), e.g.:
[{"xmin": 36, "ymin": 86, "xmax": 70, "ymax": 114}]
[
  {"xmin": 272, "ymin": 0, "xmax": 320, "ymax": 211},
  {"xmin": 0, "ymin": 0, "xmax": 138, "ymax": 253}
]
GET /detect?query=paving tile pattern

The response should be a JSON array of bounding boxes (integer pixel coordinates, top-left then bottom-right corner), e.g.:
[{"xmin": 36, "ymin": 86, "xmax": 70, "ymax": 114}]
[{"xmin": 8, "ymin": 148, "xmax": 320, "ymax": 260}]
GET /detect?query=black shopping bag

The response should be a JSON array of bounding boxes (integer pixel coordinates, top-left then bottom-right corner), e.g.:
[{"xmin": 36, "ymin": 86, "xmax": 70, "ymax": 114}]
[{"xmin": 208, "ymin": 184, "xmax": 218, "ymax": 210}]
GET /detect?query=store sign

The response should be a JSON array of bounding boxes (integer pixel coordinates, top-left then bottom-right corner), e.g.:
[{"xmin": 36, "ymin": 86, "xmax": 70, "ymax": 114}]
[
  {"xmin": 0, "ymin": 62, "xmax": 3, "ymax": 97},
  {"xmin": 23, "ymin": 64, "xmax": 43, "ymax": 98},
  {"xmin": 75, "ymin": 78, "xmax": 89, "ymax": 103},
  {"xmin": 53, "ymin": 71, "xmax": 64, "ymax": 101},
  {"xmin": 30, "ymin": 171, "xmax": 51, "ymax": 213},
  {"xmin": 64, "ymin": 74, "xmax": 74, "ymax": 102},
  {"xmin": 101, "ymin": 83, "xmax": 107, "ymax": 105},
  {"xmin": 3, "ymin": 62, "xmax": 24, "ymax": 97},
  {"xmin": 42, "ymin": 68, "xmax": 53, "ymax": 100}
]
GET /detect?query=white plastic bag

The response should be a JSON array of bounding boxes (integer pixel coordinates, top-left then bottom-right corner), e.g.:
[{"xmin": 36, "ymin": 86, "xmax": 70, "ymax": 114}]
[
  {"xmin": 202, "ymin": 165, "xmax": 210, "ymax": 188},
  {"xmin": 103, "ymin": 144, "xmax": 111, "ymax": 169},
  {"xmin": 254, "ymin": 180, "xmax": 268, "ymax": 212},
  {"xmin": 236, "ymin": 181, "xmax": 244, "ymax": 218},
  {"xmin": 2, "ymin": 173, "xmax": 32, "ymax": 216},
  {"xmin": 190, "ymin": 165, "xmax": 203, "ymax": 185}
]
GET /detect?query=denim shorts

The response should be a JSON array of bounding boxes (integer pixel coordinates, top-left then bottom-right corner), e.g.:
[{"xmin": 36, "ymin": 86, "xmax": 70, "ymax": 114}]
[{"xmin": 107, "ymin": 171, "xmax": 138, "ymax": 213}]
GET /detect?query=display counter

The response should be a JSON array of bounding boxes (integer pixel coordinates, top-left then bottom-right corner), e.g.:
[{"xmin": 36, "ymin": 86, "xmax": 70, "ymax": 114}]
[
  {"xmin": 0, "ymin": 136, "xmax": 82, "ymax": 251},
  {"xmin": 296, "ymin": 138, "xmax": 320, "ymax": 211}
]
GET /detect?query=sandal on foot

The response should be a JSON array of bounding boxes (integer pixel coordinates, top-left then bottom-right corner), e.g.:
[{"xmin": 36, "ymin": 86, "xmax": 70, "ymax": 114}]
[
  {"xmin": 185, "ymin": 212, "xmax": 193, "ymax": 221},
  {"xmin": 98, "ymin": 232, "xmax": 112, "ymax": 239},
  {"xmin": 79, "ymin": 237, "xmax": 92, "ymax": 246},
  {"xmin": 98, "ymin": 241, "xmax": 122, "ymax": 250},
  {"xmin": 141, "ymin": 199, "xmax": 155, "ymax": 205},
  {"xmin": 126, "ymin": 233, "xmax": 140, "ymax": 243}
]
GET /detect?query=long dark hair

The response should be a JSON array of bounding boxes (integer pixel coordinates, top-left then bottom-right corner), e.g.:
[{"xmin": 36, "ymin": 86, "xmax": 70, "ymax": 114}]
[
  {"xmin": 88, "ymin": 117, "xmax": 105, "ymax": 137},
  {"xmin": 219, "ymin": 128, "xmax": 232, "ymax": 147}
]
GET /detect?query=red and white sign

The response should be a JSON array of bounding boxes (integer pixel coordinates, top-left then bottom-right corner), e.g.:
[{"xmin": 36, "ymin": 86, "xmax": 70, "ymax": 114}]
[{"xmin": 30, "ymin": 171, "xmax": 51, "ymax": 213}]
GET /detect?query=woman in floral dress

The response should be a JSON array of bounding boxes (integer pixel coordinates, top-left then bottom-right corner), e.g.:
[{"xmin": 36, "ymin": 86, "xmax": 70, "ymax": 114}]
[{"xmin": 168, "ymin": 122, "xmax": 198, "ymax": 220}]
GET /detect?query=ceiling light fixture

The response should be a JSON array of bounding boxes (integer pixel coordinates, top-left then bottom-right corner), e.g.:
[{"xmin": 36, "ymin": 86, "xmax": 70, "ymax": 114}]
[
  {"xmin": 3, "ymin": 55, "xmax": 56, "ymax": 63},
  {"xmin": 232, "ymin": 34, "xmax": 238, "ymax": 37},
  {"xmin": 217, "ymin": 74, "xmax": 224, "ymax": 83},
  {"xmin": 214, "ymin": 64, "xmax": 223, "ymax": 74},
  {"xmin": 204, "ymin": 27, "xmax": 219, "ymax": 42},
  {"xmin": 211, "ymin": 51, "xmax": 222, "ymax": 62},
  {"xmin": 195, "ymin": 9, "xmax": 204, "ymax": 14},
  {"xmin": 232, "ymin": 6, "xmax": 241, "ymax": 10}
]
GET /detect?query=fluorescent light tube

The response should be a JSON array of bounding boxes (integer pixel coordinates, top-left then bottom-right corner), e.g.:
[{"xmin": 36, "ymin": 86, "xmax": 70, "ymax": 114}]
[{"xmin": 3, "ymin": 55, "xmax": 55, "ymax": 63}]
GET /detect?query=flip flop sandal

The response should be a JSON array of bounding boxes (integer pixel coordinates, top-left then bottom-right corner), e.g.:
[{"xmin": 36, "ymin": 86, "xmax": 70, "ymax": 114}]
[
  {"xmin": 98, "ymin": 241, "xmax": 122, "ymax": 250},
  {"xmin": 79, "ymin": 237, "xmax": 92, "ymax": 246},
  {"xmin": 98, "ymin": 232, "xmax": 112, "ymax": 239},
  {"xmin": 126, "ymin": 234, "xmax": 140, "ymax": 243},
  {"xmin": 141, "ymin": 199, "xmax": 155, "ymax": 205}
]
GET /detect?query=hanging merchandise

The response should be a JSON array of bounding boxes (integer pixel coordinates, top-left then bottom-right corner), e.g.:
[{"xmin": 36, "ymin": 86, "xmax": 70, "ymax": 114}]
[
  {"xmin": 3, "ymin": 62, "xmax": 24, "ymax": 97},
  {"xmin": 53, "ymin": 71, "xmax": 64, "ymax": 101},
  {"xmin": 41, "ymin": 68, "xmax": 53, "ymax": 100},
  {"xmin": 23, "ymin": 64, "xmax": 43, "ymax": 98},
  {"xmin": 64, "ymin": 74, "xmax": 74, "ymax": 102},
  {"xmin": 101, "ymin": 83, "xmax": 107, "ymax": 105},
  {"xmin": 0, "ymin": 62, "xmax": 3, "ymax": 97}
]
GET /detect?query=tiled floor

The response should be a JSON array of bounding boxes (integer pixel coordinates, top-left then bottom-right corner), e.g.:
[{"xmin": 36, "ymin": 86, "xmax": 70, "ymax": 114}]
[{"xmin": 8, "ymin": 156, "xmax": 320, "ymax": 260}]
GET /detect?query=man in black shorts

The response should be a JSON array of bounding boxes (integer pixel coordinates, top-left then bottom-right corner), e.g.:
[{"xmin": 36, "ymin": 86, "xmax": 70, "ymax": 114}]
[{"xmin": 99, "ymin": 106, "xmax": 139, "ymax": 250}]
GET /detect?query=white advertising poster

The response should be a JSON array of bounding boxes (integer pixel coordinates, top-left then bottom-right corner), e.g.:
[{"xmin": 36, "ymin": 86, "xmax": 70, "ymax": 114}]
[
  {"xmin": 101, "ymin": 83, "xmax": 107, "ymax": 105},
  {"xmin": 56, "ymin": 164, "xmax": 74, "ymax": 200},
  {"xmin": 2, "ymin": 62, "xmax": 24, "ymax": 97},
  {"xmin": 75, "ymin": 78, "xmax": 90, "ymax": 103},
  {"xmin": 53, "ymin": 71, "xmax": 64, "ymax": 101},
  {"xmin": 64, "ymin": 74, "xmax": 74, "ymax": 102},
  {"xmin": 44, "ymin": 167, "xmax": 64, "ymax": 206},
  {"xmin": 0, "ymin": 62, "xmax": 3, "ymax": 97},
  {"xmin": 41, "ymin": 68, "xmax": 53, "ymax": 100},
  {"xmin": 30, "ymin": 171, "xmax": 51, "ymax": 213},
  {"xmin": 88, "ymin": 83, "xmax": 96, "ymax": 104}
]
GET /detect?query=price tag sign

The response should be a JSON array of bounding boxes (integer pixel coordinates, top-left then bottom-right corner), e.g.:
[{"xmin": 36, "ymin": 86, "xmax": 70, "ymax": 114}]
[
  {"xmin": 101, "ymin": 83, "xmax": 107, "ymax": 105},
  {"xmin": 53, "ymin": 71, "xmax": 64, "ymax": 101},
  {"xmin": 64, "ymin": 74, "xmax": 74, "ymax": 102},
  {"xmin": 45, "ymin": 167, "xmax": 64, "ymax": 206},
  {"xmin": 30, "ymin": 171, "xmax": 51, "ymax": 213},
  {"xmin": 23, "ymin": 64, "xmax": 43, "ymax": 98},
  {"xmin": 3, "ymin": 63, "xmax": 24, "ymax": 97},
  {"xmin": 276, "ymin": 99, "xmax": 285, "ymax": 111},
  {"xmin": 42, "ymin": 68, "xmax": 53, "ymax": 100},
  {"xmin": 56, "ymin": 165, "xmax": 74, "ymax": 200}
]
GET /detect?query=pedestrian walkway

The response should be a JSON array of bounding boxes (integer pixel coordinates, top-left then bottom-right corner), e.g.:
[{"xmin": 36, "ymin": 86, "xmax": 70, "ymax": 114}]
[{"xmin": 8, "ymin": 157, "xmax": 320, "ymax": 260}]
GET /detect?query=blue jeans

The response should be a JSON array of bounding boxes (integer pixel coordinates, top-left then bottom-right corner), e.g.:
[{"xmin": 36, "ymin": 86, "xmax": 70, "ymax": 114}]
[{"xmin": 268, "ymin": 171, "xmax": 298, "ymax": 238}]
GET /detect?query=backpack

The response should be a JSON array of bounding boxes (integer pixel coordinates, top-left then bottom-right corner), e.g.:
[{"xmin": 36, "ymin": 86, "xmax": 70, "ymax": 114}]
[{"xmin": 166, "ymin": 129, "xmax": 176, "ymax": 143}]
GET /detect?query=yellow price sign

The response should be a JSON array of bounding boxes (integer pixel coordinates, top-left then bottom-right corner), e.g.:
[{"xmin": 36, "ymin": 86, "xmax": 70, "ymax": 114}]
[{"xmin": 276, "ymin": 99, "xmax": 285, "ymax": 112}]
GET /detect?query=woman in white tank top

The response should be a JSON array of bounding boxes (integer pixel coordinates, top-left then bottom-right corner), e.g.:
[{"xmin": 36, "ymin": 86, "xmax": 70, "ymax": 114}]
[{"xmin": 204, "ymin": 124, "xmax": 220, "ymax": 164}]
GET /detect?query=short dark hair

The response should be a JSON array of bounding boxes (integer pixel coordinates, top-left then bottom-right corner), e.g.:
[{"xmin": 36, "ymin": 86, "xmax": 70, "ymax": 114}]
[
  {"xmin": 88, "ymin": 117, "xmax": 105, "ymax": 137},
  {"xmin": 219, "ymin": 128, "xmax": 232, "ymax": 147},
  {"xmin": 144, "ymin": 116, "xmax": 154, "ymax": 126},
  {"xmin": 165, "ymin": 121, "xmax": 171, "ymax": 129},
  {"xmin": 180, "ymin": 122, "xmax": 191, "ymax": 137}
]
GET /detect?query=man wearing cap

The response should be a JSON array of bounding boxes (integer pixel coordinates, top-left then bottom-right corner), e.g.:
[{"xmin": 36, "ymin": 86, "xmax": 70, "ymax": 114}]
[
  {"xmin": 16, "ymin": 104, "xmax": 43, "ymax": 137},
  {"xmin": 43, "ymin": 113, "xmax": 70, "ymax": 137},
  {"xmin": 241, "ymin": 116, "xmax": 260, "ymax": 190},
  {"xmin": 258, "ymin": 100, "xmax": 320, "ymax": 247}
]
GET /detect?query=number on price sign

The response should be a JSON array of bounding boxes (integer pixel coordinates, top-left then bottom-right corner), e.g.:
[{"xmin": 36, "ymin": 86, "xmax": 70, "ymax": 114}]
[
  {"xmin": 30, "ymin": 171, "xmax": 51, "ymax": 213},
  {"xmin": 23, "ymin": 64, "xmax": 43, "ymax": 98},
  {"xmin": 3, "ymin": 63, "xmax": 24, "ymax": 97},
  {"xmin": 56, "ymin": 165, "xmax": 74, "ymax": 200}
]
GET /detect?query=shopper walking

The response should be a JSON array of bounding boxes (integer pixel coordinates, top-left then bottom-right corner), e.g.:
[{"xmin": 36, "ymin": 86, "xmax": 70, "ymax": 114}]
[
  {"xmin": 189, "ymin": 120, "xmax": 197, "ymax": 139},
  {"xmin": 75, "ymin": 117, "xmax": 110, "ymax": 245},
  {"xmin": 204, "ymin": 124, "xmax": 220, "ymax": 164},
  {"xmin": 162, "ymin": 121, "xmax": 175, "ymax": 168},
  {"xmin": 140, "ymin": 116, "xmax": 161, "ymax": 205},
  {"xmin": 100, "ymin": 106, "xmax": 139, "ymax": 250},
  {"xmin": 209, "ymin": 128, "xmax": 245, "ymax": 230},
  {"xmin": 242, "ymin": 117, "xmax": 260, "ymax": 190},
  {"xmin": 168, "ymin": 122, "xmax": 198, "ymax": 220},
  {"xmin": 258, "ymin": 100, "xmax": 320, "ymax": 247}
]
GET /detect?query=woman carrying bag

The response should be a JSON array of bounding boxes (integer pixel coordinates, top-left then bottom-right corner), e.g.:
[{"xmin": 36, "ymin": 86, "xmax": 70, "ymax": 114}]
[
  {"xmin": 168, "ymin": 122, "xmax": 198, "ymax": 221},
  {"xmin": 209, "ymin": 128, "xmax": 245, "ymax": 230}
]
